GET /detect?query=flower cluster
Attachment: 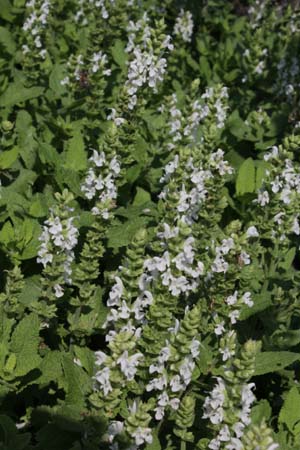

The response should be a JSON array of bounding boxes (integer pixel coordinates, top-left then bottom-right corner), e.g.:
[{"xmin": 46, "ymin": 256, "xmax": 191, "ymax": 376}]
[
  {"xmin": 146, "ymin": 306, "xmax": 200, "ymax": 420},
  {"xmin": 61, "ymin": 50, "xmax": 111, "ymax": 88},
  {"xmin": 203, "ymin": 339, "xmax": 262, "ymax": 450},
  {"xmin": 143, "ymin": 226, "xmax": 205, "ymax": 296},
  {"xmin": 81, "ymin": 149, "xmax": 121, "ymax": 219},
  {"xmin": 275, "ymin": 53, "xmax": 300, "ymax": 103},
  {"xmin": 75, "ymin": 0, "xmax": 114, "ymax": 24},
  {"xmin": 37, "ymin": 192, "xmax": 78, "ymax": 298},
  {"xmin": 124, "ymin": 13, "xmax": 174, "ymax": 109},
  {"xmin": 22, "ymin": 0, "xmax": 51, "ymax": 60},
  {"xmin": 173, "ymin": 9, "xmax": 194, "ymax": 43},
  {"xmin": 213, "ymin": 291, "xmax": 254, "ymax": 337},
  {"xmin": 161, "ymin": 92, "xmax": 210, "ymax": 150},
  {"xmin": 254, "ymin": 141, "xmax": 300, "ymax": 242}
]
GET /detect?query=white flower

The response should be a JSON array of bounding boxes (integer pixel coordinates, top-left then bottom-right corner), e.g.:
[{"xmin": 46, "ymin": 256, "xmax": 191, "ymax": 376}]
[
  {"xmin": 219, "ymin": 425, "xmax": 231, "ymax": 442},
  {"xmin": 203, "ymin": 377, "xmax": 226, "ymax": 425},
  {"xmin": 264, "ymin": 146, "xmax": 279, "ymax": 161},
  {"xmin": 95, "ymin": 350, "xmax": 107, "ymax": 366},
  {"xmin": 220, "ymin": 346, "xmax": 235, "ymax": 361},
  {"xmin": 131, "ymin": 427, "xmax": 152, "ymax": 446},
  {"xmin": 242, "ymin": 292, "xmax": 253, "ymax": 307},
  {"xmin": 226, "ymin": 291, "xmax": 238, "ymax": 306},
  {"xmin": 54, "ymin": 284, "xmax": 64, "ymax": 298},
  {"xmin": 107, "ymin": 108, "xmax": 126, "ymax": 126},
  {"xmin": 146, "ymin": 375, "xmax": 167, "ymax": 391},
  {"xmin": 246, "ymin": 226, "xmax": 259, "ymax": 237},
  {"xmin": 212, "ymin": 254, "xmax": 229, "ymax": 273},
  {"xmin": 214, "ymin": 321, "xmax": 225, "ymax": 336},
  {"xmin": 256, "ymin": 190, "xmax": 270, "ymax": 206},
  {"xmin": 94, "ymin": 367, "xmax": 112, "ymax": 395},
  {"xmin": 158, "ymin": 346, "xmax": 171, "ymax": 364},
  {"xmin": 229, "ymin": 310, "xmax": 240, "ymax": 324},
  {"xmin": 108, "ymin": 277, "xmax": 124, "ymax": 306},
  {"xmin": 225, "ymin": 437, "xmax": 244, "ymax": 450},
  {"xmin": 239, "ymin": 251, "xmax": 251, "ymax": 265},
  {"xmin": 154, "ymin": 405, "xmax": 165, "ymax": 420},
  {"xmin": 117, "ymin": 351, "xmax": 143, "ymax": 380},
  {"xmin": 190, "ymin": 338, "xmax": 200, "ymax": 358},
  {"xmin": 173, "ymin": 9, "xmax": 194, "ymax": 43},
  {"xmin": 179, "ymin": 357, "xmax": 195, "ymax": 385},
  {"xmin": 208, "ymin": 438, "xmax": 221, "ymax": 450},
  {"xmin": 107, "ymin": 421, "xmax": 124, "ymax": 443},
  {"xmin": 292, "ymin": 217, "xmax": 300, "ymax": 235},
  {"xmin": 170, "ymin": 375, "xmax": 185, "ymax": 392},
  {"xmin": 220, "ymin": 238, "xmax": 235, "ymax": 254}
]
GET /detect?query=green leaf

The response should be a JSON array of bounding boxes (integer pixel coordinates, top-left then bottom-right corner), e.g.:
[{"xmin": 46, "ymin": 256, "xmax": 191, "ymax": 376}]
[
  {"xmin": 10, "ymin": 314, "xmax": 41, "ymax": 377},
  {"xmin": 239, "ymin": 292, "xmax": 272, "ymax": 320},
  {"xmin": 0, "ymin": 82, "xmax": 44, "ymax": 107},
  {"xmin": 49, "ymin": 64, "xmax": 68, "ymax": 96},
  {"xmin": 279, "ymin": 247, "xmax": 296, "ymax": 271},
  {"xmin": 64, "ymin": 128, "xmax": 87, "ymax": 171},
  {"xmin": 145, "ymin": 431, "xmax": 161, "ymax": 450},
  {"xmin": 133, "ymin": 187, "xmax": 151, "ymax": 206},
  {"xmin": 62, "ymin": 355, "xmax": 91, "ymax": 407},
  {"xmin": 15, "ymin": 110, "xmax": 37, "ymax": 169},
  {"xmin": 251, "ymin": 400, "xmax": 271, "ymax": 425},
  {"xmin": 36, "ymin": 423, "xmax": 78, "ymax": 450},
  {"xmin": 271, "ymin": 329, "xmax": 300, "ymax": 349},
  {"xmin": 36, "ymin": 351, "xmax": 64, "ymax": 387},
  {"xmin": 126, "ymin": 164, "xmax": 142, "ymax": 183},
  {"xmin": 254, "ymin": 352, "xmax": 300, "ymax": 376},
  {"xmin": 0, "ymin": 146, "xmax": 18, "ymax": 169},
  {"xmin": 0, "ymin": 26, "xmax": 15, "ymax": 54},
  {"xmin": 131, "ymin": 135, "xmax": 149, "ymax": 165},
  {"xmin": 107, "ymin": 217, "xmax": 148, "ymax": 249},
  {"xmin": 29, "ymin": 194, "xmax": 50, "ymax": 218},
  {"xmin": 255, "ymin": 160, "xmax": 267, "ymax": 190},
  {"xmin": 227, "ymin": 110, "xmax": 247, "ymax": 139},
  {"xmin": 199, "ymin": 56, "xmax": 211, "ymax": 81},
  {"xmin": 39, "ymin": 142, "xmax": 59, "ymax": 165},
  {"xmin": 111, "ymin": 39, "xmax": 127, "ymax": 69},
  {"xmin": 0, "ymin": 221, "xmax": 14, "ymax": 246},
  {"xmin": 55, "ymin": 167, "xmax": 83, "ymax": 196},
  {"xmin": 73, "ymin": 346, "xmax": 95, "ymax": 376},
  {"xmin": 0, "ymin": 0, "xmax": 14, "ymax": 22},
  {"xmin": 18, "ymin": 276, "xmax": 42, "ymax": 308},
  {"xmin": 225, "ymin": 149, "xmax": 245, "ymax": 170},
  {"xmin": 0, "ymin": 415, "xmax": 31, "ymax": 450},
  {"xmin": 279, "ymin": 386, "xmax": 300, "ymax": 433},
  {"xmin": 236, "ymin": 157, "xmax": 256, "ymax": 196}
]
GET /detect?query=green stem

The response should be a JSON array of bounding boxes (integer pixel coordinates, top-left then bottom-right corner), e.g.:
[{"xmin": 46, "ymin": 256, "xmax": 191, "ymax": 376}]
[{"xmin": 180, "ymin": 440, "xmax": 186, "ymax": 450}]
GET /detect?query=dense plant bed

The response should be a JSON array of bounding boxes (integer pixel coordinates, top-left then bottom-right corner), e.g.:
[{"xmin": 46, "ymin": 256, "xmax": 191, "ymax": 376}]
[{"xmin": 0, "ymin": 0, "xmax": 300, "ymax": 449}]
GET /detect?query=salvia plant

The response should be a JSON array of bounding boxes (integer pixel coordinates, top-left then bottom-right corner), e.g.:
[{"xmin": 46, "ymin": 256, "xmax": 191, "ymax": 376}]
[{"xmin": 0, "ymin": 0, "xmax": 300, "ymax": 449}]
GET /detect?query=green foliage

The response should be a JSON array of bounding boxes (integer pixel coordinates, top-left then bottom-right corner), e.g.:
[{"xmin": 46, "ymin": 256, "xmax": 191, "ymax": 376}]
[{"xmin": 0, "ymin": 1, "xmax": 300, "ymax": 449}]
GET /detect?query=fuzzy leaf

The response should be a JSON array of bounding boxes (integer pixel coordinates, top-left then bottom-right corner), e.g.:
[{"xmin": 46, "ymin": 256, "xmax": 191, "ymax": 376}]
[
  {"xmin": 107, "ymin": 217, "xmax": 148, "ymax": 249},
  {"xmin": 49, "ymin": 64, "xmax": 68, "ymax": 96},
  {"xmin": 10, "ymin": 314, "xmax": 41, "ymax": 377},
  {"xmin": 133, "ymin": 187, "xmax": 151, "ymax": 206},
  {"xmin": 145, "ymin": 431, "xmax": 161, "ymax": 450},
  {"xmin": 36, "ymin": 351, "xmax": 64, "ymax": 388},
  {"xmin": 279, "ymin": 386, "xmax": 300, "ymax": 433},
  {"xmin": 111, "ymin": 39, "xmax": 127, "ymax": 69},
  {"xmin": 251, "ymin": 400, "xmax": 271, "ymax": 425},
  {"xmin": 62, "ymin": 355, "xmax": 91, "ymax": 407},
  {"xmin": 254, "ymin": 352, "xmax": 300, "ymax": 376},
  {"xmin": 0, "ymin": 146, "xmax": 18, "ymax": 169},
  {"xmin": 0, "ymin": 415, "xmax": 31, "ymax": 450},
  {"xmin": 63, "ymin": 128, "xmax": 87, "ymax": 171},
  {"xmin": 0, "ymin": 82, "xmax": 44, "ymax": 107},
  {"xmin": 236, "ymin": 157, "xmax": 256, "ymax": 196}
]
